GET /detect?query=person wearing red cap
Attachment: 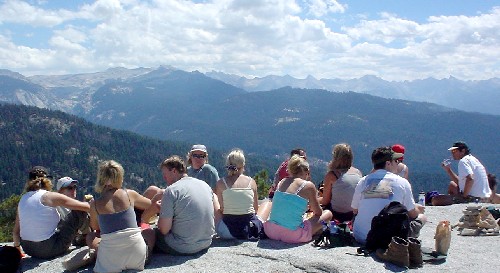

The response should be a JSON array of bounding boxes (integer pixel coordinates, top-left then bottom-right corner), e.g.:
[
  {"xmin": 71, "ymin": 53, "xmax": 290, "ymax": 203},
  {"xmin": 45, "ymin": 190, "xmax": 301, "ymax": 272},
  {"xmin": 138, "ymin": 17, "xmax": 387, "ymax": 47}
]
[{"xmin": 391, "ymin": 144, "xmax": 409, "ymax": 181}]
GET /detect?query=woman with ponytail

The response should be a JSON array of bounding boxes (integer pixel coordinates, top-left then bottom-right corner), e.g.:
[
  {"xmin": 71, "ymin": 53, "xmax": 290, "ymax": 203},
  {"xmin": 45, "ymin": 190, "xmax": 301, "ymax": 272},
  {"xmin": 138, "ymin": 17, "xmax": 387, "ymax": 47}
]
[
  {"xmin": 214, "ymin": 149, "xmax": 266, "ymax": 240},
  {"xmin": 13, "ymin": 166, "xmax": 90, "ymax": 259}
]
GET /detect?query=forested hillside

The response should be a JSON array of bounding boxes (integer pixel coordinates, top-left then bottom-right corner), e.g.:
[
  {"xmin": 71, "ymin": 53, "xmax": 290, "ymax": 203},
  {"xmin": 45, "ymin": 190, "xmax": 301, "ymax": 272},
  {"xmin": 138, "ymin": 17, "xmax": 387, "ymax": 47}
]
[{"xmin": 0, "ymin": 103, "xmax": 278, "ymax": 202}]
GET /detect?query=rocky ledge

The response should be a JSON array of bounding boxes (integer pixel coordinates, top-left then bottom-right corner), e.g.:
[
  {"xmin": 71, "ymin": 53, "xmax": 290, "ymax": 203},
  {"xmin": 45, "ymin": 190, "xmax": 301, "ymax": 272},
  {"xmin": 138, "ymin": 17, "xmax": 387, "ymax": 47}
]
[{"xmin": 9, "ymin": 203, "xmax": 500, "ymax": 273}]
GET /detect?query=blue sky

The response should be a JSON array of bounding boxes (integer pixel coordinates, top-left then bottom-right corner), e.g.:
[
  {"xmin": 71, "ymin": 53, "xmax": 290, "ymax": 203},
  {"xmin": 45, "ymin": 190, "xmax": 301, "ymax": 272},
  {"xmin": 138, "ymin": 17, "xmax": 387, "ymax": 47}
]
[{"xmin": 0, "ymin": 0, "xmax": 499, "ymax": 81}]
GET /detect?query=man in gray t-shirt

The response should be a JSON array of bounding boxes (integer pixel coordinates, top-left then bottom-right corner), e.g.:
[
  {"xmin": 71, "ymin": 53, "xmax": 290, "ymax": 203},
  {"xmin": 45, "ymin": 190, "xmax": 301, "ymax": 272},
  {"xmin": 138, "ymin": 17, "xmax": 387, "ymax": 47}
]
[{"xmin": 143, "ymin": 155, "xmax": 215, "ymax": 255}]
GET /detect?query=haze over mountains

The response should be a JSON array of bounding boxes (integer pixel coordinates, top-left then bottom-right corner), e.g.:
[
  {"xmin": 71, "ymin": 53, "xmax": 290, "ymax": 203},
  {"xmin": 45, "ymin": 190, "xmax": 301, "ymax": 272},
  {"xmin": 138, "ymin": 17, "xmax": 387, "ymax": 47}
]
[{"xmin": 0, "ymin": 66, "xmax": 498, "ymax": 196}]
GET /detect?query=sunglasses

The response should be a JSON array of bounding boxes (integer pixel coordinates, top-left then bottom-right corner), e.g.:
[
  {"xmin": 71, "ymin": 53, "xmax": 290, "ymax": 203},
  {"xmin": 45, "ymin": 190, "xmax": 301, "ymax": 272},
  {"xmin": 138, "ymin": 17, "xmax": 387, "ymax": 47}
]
[
  {"xmin": 192, "ymin": 154, "xmax": 206, "ymax": 159},
  {"xmin": 64, "ymin": 185, "xmax": 78, "ymax": 190}
]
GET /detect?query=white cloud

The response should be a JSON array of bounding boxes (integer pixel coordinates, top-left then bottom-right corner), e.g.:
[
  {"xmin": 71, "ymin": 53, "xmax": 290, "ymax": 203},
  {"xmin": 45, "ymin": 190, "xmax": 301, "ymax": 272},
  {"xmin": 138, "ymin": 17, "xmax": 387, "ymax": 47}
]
[{"xmin": 0, "ymin": 1, "xmax": 498, "ymax": 80}]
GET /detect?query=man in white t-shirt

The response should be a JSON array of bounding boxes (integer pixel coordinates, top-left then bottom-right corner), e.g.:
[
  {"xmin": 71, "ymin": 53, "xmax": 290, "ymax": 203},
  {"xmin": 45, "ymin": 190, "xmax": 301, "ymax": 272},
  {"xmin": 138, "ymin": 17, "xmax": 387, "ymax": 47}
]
[
  {"xmin": 351, "ymin": 147, "xmax": 426, "ymax": 244},
  {"xmin": 442, "ymin": 141, "xmax": 491, "ymax": 200}
]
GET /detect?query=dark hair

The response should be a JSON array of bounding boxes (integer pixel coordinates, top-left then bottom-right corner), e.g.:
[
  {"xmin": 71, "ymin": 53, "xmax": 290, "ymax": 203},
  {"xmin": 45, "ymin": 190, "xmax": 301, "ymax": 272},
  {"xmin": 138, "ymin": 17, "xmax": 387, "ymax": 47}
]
[
  {"xmin": 24, "ymin": 177, "xmax": 53, "ymax": 192},
  {"xmin": 488, "ymin": 173, "xmax": 497, "ymax": 192},
  {"xmin": 160, "ymin": 155, "xmax": 187, "ymax": 174},
  {"xmin": 452, "ymin": 141, "xmax": 470, "ymax": 155},
  {"xmin": 290, "ymin": 148, "xmax": 306, "ymax": 157},
  {"xmin": 372, "ymin": 147, "xmax": 393, "ymax": 170}
]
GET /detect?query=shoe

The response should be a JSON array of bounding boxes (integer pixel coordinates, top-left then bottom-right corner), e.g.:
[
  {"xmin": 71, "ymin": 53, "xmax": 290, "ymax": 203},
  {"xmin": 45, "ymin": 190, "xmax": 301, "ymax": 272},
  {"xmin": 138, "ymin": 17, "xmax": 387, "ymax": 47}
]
[
  {"xmin": 62, "ymin": 247, "xmax": 96, "ymax": 271},
  {"xmin": 376, "ymin": 236, "xmax": 409, "ymax": 268},
  {"xmin": 408, "ymin": 237, "xmax": 423, "ymax": 268}
]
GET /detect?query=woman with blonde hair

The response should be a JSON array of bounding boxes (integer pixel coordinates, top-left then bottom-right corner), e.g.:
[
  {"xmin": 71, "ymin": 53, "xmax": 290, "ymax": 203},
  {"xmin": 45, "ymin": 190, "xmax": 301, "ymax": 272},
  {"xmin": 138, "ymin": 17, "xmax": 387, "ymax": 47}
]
[
  {"xmin": 13, "ymin": 166, "xmax": 90, "ymax": 259},
  {"xmin": 214, "ymin": 149, "xmax": 265, "ymax": 239},
  {"xmin": 262, "ymin": 155, "xmax": 332, "ymax": 243},
  {"xmin": 89, "ymin": 160, "xmax": 155, "ymax": 273},
  {"xmin": 320, "ymin": 143, "xmax": 362, "ymax": 222}
]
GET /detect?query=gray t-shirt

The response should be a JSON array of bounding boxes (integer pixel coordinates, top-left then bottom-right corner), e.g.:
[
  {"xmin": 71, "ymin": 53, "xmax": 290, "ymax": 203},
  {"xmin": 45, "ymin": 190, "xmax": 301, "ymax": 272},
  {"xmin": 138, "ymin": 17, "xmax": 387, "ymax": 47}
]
[
  {"xmin": 160, "ymin": 176, "xmax": 215, "ymax": 254},
  {"xmin": 187, "ymin": 164, "xmax": 219, "ymax": 189}
]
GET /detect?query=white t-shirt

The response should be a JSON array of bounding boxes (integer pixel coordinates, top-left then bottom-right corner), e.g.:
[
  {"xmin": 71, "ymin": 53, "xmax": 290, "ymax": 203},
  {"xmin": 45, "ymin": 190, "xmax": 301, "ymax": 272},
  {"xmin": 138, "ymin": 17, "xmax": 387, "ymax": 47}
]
[
  {"xmin": 458, "ymin": 154, "xmax": 491, "ymax": 198},
  {"xmin": 19, "ymin": 190, "xmax": 60, "ymax": 241},
  {"xmin": 351, "ymin": 170, "xmax": 416, "ymax": 244}
]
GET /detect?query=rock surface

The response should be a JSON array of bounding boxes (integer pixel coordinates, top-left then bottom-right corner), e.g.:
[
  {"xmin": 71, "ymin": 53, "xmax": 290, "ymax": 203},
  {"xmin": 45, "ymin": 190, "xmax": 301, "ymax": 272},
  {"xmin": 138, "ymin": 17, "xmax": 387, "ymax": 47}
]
[{"xmin": 10, "ymin": 203, "xmax": 500, "ymax": 272}]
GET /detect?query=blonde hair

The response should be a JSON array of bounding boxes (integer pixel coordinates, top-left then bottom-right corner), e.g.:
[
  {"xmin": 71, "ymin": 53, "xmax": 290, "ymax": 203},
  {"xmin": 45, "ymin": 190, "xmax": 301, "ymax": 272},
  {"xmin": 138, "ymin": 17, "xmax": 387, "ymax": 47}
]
[
  {"xmin": 328, "ymin": 143, "xmax": 353, "ymax": 172},
  {"xmin": 95, "ymin": 160, "xmax": 124, "ymax": 193},
  {"xmin": 225, "ymin": 148, "xmax": 245, "ymax": 176},
  {"xmin": 287, "ymin": 154, "xmax": 309, "ymax": 176},
  {"xmin": 24, "ymin": 177, "xmax": 52, "ymax": 192}
]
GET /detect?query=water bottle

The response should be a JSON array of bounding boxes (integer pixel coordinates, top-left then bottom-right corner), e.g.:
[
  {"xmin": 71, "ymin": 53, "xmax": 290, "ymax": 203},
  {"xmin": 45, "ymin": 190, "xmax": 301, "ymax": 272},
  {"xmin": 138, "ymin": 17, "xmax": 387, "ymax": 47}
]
[
  {"xmin": 418, "ymin": 191, "xmax": 426, "ymax": 206},
  {"xmin": 442, "ymin": 157, "xmax": 452, "ymax": 167},
  {"xmin": 329, "ymin": 221, "xmax": 339, "ymax": 235}
]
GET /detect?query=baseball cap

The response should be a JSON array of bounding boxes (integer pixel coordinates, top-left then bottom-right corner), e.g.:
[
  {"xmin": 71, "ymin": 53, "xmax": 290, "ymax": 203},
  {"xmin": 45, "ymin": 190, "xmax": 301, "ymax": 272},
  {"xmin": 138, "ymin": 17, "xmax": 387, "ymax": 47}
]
[
  {"xmin": 56, "ymin": 177, "xmax": 78, "ymax": 191},
  {"xmin": 28, "ymin": 166, "xmax": 52, "ymax": 180},
  {"xmin": 190, "ymin": 144, "xmax": 207, "ymax": 153},
  {"xmin": 447, "ymin": 141, "xmax": 468, "ymax": 151},
  {"xmin": 391, "ymin": 144, "xmax": 405, "ymax": 161}
]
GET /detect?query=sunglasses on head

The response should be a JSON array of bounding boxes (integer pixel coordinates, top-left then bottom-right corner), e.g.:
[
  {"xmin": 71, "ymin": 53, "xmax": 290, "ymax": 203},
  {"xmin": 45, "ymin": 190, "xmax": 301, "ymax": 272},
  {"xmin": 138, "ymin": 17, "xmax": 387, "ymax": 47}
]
[{"xmin": 192, "ymin": 154, "xmax": 206, "ymax": 159}]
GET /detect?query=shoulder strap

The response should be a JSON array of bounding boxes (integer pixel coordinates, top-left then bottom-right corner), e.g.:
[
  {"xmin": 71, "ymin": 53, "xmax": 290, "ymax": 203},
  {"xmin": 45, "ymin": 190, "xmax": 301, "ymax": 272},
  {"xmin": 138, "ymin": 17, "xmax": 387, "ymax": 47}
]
[
  {"xmin": 247, "ymin": 176, "xmax": 253, "ymax": 188},
  {"xmin": 295, "ymin": 181, "xmax": 307, "ymax": 194},
  {"xmin": 124, "ymin": 188, "xmax": 132, "ymax": 206},
  {"xmin": 331, "ymin": 170, "xmax": 339, "ymax": 179},
  {"xmin": 222, "ymin": 177, "xmax": 229, "ymax": 189}
]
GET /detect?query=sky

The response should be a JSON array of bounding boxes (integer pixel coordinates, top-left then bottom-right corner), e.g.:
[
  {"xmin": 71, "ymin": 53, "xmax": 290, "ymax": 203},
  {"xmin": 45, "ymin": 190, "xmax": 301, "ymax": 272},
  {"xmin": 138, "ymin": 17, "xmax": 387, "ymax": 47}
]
[{"xmin": 0, "ymin": 0, "xmax": 499, "ymax": 81}]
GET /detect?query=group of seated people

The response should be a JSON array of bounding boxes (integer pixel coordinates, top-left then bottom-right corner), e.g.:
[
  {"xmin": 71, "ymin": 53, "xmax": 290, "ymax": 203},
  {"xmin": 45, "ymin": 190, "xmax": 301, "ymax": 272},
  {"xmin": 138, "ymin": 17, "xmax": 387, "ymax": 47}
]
[{"xmin": 11, "ymin": 141, "xmax": 498, "ymax": 272}]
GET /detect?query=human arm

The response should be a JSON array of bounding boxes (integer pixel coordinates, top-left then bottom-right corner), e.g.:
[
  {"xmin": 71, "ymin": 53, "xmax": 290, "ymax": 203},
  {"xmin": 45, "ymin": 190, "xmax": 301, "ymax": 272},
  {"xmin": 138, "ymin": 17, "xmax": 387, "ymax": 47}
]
[
  {"xmin": 89, "ymin": 200, "xmax": 100, "ymax": 231},
  {"xmin": 462, "ymin": 174, "xmax": 474, "ymax": 197},
  {"xmin": 141, "ymin": 190, "xmax": 163, "ymax": 223},
  {"xmin": 302, "ymin": 182, "xmax": 323, "ymax": 216},
  {"xmin": 214, "ymin": 179, "xmax": 225, "ymax": 214},
  {"xmin": 251, "ymin": 178, "xmax": 259, "ymax": 212},
  {"xmin": 319, "ymin": 171, "xmax": 336, "ymax": 206},
  {"xmin": 158, "ymin": 217, "xmax": 173, "ymax": 235},
  {"xmin": 13, "ymin": 208, "xmax": 21, "ymax": 247},
  {"xmin": 127, "ymin": 189, "xmax": 152, "ymax": 211},
  {"xmin": 442, "ymin": 163, "xmax": 458, "ymax": 183},
  {"xmin": 41, "ymin": 191, "xmax": 90, "ymax": 212}
]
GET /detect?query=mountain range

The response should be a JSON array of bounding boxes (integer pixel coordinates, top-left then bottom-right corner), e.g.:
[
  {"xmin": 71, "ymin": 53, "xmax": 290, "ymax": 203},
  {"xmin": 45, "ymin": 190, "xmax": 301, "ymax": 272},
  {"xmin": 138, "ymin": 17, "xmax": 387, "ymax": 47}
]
[{"xmin": 0, "ymin": 66, "xmax": 498, "ymax": 197}]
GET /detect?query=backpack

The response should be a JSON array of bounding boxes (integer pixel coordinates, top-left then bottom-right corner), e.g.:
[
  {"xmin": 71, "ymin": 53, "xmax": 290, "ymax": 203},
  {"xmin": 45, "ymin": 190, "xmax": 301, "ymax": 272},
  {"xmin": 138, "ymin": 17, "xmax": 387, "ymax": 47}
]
[
  {"xmin": 0, "ymin": 245, "xmax": 22, "ymax": 273},
  {"xmin": 364, "ymin": 201, "xmax": 410, "ymax": 252},
  {"xmin": 313, "ymin": 220, "xmax": 354, "ymax": 248}
]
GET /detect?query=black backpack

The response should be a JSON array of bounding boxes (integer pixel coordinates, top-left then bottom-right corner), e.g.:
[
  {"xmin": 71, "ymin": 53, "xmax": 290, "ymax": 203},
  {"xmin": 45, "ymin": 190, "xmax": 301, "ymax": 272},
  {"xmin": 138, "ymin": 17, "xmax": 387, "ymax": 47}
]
[{"xmin": 364, "ymin": 201, "xmax": 410, "ymax": 252}]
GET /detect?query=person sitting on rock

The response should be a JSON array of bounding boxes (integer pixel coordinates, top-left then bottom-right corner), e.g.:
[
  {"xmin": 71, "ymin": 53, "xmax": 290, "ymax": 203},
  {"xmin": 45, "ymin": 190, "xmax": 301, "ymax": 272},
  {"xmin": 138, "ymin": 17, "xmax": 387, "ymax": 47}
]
[
  {"xmin": 13, "ymin": 166, "xmax": 90, "ymax": 259},
  {"xmin": 187, "ymin": 144, "xmax": 220, "ymax": 190},
  {"xmin": 214, "ymin": 148, "xmax": 267, "ymax": 240},
  {"xmin": 262, "ymin": 155, "xmax": 332, "ymax": 243},
  {"xmin": 320, "ymin": 143, "xmax": 362, "ymax": 222},
  {"xmin": 351, "ymin": 147, "xmax": 426, "ymax": 244},
  {"xmin": 142, "ymin": 155, "xmax": 216, "ymax": 255},
  {"xmin": 442, "ymin": 141, "xmax": 491, "ymax": 202}
]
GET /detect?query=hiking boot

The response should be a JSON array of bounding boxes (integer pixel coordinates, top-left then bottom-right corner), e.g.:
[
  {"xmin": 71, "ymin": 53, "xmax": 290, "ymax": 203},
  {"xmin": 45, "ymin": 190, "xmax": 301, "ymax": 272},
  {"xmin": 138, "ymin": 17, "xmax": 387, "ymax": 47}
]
[
  {"xmin": 376, "ymin": 236, "xmax": 409, "ymax": 268},
  {"xmin": 408, "ymin": 237, "xmax": 423, "ymax": 268}
]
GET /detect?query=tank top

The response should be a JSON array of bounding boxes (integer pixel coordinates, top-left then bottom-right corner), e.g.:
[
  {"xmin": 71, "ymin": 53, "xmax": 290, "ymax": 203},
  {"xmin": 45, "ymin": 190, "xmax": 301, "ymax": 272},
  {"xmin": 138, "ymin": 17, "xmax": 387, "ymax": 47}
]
[
  {"xmin": 96, "ymin": 189, "xmax": 138, "ymax": 234},
  {"xmin": 268, "ymin": 181, "xmax": 308, "ymax": 230},
  {"xmin": 221, "ymin": 176, "xmax": 255, "ymax": 215},
  {"xmin": 330, "ymin": 170, "xmax": 362, "ymax": 213},
  {"xmin": 19, "ymin": 190, "xmax": 60, "ymax": 241}
]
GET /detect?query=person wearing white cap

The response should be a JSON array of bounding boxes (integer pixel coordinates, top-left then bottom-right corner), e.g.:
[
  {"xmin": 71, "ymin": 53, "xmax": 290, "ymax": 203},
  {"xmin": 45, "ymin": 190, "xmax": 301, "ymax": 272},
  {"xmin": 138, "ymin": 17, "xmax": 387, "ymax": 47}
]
[
  {"xmin": 187, "ymin": 144, "xmax": 220, "ymax": 189},
  {"xmin": 442, "ymin": 141, "xmax": 491, "ymax": 200},
  {"xmin": 56, "ymin": 177, "xmax": 91, "ymax": 247}
]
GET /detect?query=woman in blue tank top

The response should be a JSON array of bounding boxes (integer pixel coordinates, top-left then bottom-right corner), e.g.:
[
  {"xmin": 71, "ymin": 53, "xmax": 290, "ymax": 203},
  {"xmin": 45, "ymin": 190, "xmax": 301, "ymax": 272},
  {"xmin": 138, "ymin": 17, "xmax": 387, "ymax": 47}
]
[
  {"xmin": 262, "ymin": 155, "xmax": 332, "ymax": 243},
  {"xmin": 89, "ymin": 160, "xmax": 156, "ymax": 273}
]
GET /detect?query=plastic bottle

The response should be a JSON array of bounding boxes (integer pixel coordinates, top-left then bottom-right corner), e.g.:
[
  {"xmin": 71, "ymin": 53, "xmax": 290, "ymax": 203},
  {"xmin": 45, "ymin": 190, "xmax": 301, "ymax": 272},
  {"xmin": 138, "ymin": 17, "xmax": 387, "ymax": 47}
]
[{"xmin": 418, "ymin": 191, "xmax": 426, "ymax": 206}]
